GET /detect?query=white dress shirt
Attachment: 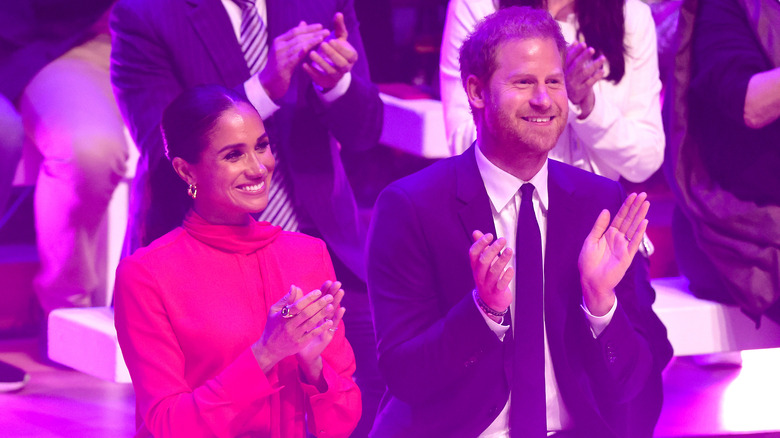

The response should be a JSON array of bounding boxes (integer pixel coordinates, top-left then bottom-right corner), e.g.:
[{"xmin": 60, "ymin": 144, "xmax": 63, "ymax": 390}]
[
  {"xmin": 222, "ymin": 0, "xmax": 352, "ymax": 120},
  {"xmin": 472, "ymin": 144, "xmax": 617, "ymax": 437}
]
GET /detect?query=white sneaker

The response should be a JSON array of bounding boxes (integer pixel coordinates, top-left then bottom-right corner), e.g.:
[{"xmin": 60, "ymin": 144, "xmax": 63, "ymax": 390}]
[{"xmin": 0, "ymin": 360, "xmax": 30, "ymax": 392}]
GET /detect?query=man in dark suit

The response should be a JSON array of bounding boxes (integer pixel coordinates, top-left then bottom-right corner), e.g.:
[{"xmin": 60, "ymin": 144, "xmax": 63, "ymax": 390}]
[
  {"xmin": 367, "ymin": 7, "xmax": 671, "ymax": 438},
  {"xmin": 110, "ymin": 0, "xmax": 383, "ymax": 434}
]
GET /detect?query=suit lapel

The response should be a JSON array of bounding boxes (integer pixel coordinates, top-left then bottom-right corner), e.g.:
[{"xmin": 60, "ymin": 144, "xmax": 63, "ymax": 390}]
[
  {"xmin": 185, "ymin": 0, "xmax": 250, "ymax": 85},
  {"xmin": 454, "ymin": 146, "xmax": 510, "ymax": 385},
  {"xmin": 545, "ymin": 161, "xmax": 609, "ymax": 426},
  {"xmin": 544, "ymin": 160, "xmax": 579, "ymax": 367},
  {"xmin": 456, "ymin": 146, "xmax": 497, "ymax": 242}
]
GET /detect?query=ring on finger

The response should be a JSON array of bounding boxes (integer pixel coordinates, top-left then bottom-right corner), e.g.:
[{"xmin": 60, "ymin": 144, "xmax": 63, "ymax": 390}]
[
  {"xmin": 280, "ymin": 305, "xmax": 296, "ymax": 319},
  {"xmin": 328, "ymin": 327, "xmax": 338, "ymax": 332}
]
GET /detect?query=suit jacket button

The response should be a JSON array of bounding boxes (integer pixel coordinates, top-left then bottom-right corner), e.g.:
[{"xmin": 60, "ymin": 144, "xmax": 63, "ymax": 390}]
[{"xmin": 605, "ymin": 343, "xmax": 617, "ymax": 363}]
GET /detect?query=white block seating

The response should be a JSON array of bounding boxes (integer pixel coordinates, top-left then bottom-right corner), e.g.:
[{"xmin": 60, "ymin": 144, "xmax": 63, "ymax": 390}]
[
  {"xmin": 47, "ymin": 307, "xmax": 130, "ymax": 383},
  {"xmin": 379, "ymin": 93, "xmax": 449, "ymax": 159},
  {"xmin": 651, "ymin": 276, "xmax": 780, "ymax": 356}
]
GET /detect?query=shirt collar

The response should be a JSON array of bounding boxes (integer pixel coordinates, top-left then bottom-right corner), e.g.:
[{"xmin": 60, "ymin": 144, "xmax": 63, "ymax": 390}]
[{"xmin": 474, "ymin": 144, "xmax": 549, "ymax": 214}]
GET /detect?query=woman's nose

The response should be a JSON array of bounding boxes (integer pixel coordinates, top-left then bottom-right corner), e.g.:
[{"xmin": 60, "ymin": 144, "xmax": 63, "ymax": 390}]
[{"xmin": 246, "ymin": 153, "xmax": 266, "ymax": 177}]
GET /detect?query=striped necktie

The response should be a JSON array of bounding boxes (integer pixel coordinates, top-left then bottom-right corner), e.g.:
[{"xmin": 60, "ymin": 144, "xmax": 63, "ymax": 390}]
[{"xmin": 235, "ymin": 0, "xmax": 299, "ymax": 232}]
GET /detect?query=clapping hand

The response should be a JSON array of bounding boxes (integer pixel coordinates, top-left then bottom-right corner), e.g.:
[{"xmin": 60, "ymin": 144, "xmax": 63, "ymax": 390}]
[
  {"xmin": 302, "ymin": 12, "xmax": 358, "ymax": 92},
  {"xmin": 297, "ymin": 280, "xmax": 345, "ymax": 366},
  {"xmin": 469, "ymin": 230, "xmax": 514, "ymax": 322},
  {"xmin": 578, "ymin": 192, "xmax": 649, "ymax": 316},
  {"xmin": 259, "ymin": 21, "xmax": 330, "ymax": 101},
  {"xmin": 251, "ymin": 284, "xmax": 337, "ymax": 375},
  {"xmin": 565, "ymin": 41, "xmax": 606, "ymax": 118}
]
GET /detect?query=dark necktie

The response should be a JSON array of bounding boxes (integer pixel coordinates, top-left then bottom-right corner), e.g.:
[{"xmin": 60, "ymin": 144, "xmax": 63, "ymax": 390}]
[
  {"xmin": 235, "ymin": 0, "xmax": 299, "ymax": 232},
  {"xmin": 510, "ymin": 183, "xmax": 546, "ymax": 437}
]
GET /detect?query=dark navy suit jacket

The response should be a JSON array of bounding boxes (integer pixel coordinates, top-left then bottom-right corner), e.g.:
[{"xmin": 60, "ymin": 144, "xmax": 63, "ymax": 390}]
[
  {"xmin": 110, "ymin": 0, "xmax": 382, "ymax": 279},
  {"xmin": 367, "ymin": 147, "xmax": 672, "ymax": 437}
]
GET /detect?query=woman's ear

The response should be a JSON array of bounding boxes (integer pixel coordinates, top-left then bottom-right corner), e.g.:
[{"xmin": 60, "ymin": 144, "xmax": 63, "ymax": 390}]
[
  {"xmin": 172, "ymin": 157, "xmax": 195, "ymax": 186},
  {"xmin": 465, "ymin": 75, "xmax": 486, "ymax": 110}
]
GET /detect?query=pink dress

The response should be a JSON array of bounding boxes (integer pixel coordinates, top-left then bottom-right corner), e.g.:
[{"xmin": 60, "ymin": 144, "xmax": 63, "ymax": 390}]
[{"xmin": 114, "ymin": 211, "xmax": 361, "ymax": 437}]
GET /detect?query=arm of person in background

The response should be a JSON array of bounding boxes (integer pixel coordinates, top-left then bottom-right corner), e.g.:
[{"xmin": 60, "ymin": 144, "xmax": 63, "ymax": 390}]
[
  {"xmin": 245, "ymin": 21, "xmax": 330, "ymax": 120},
  {"xmin": 304, "ymin": 1, "xmax": 382, "ymax": 152},
  {"xmin": 440, "ymin": 0, "xmax": 485, "ymax": 156},
  {"xmin": 567, "ymin": 0, "xmax": 665, "ymax": 183},
  {"xmin": 744, "ymin": 66, "xmax": 780, "ymax": 129},
  {"xmin": 0, "ymin": 95, "xmax": 24, "ymax": 213},
  {"xmin": 110, "ymin": 1, "xmax": 186, "ymax": 168},
  {"xmin": 691, "ymin": 0, "xmax": 779, "ymax": 129}
]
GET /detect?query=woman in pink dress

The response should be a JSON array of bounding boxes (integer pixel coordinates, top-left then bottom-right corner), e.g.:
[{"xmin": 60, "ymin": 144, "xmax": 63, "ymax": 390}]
[{"xmin": 114, "ymin": 85, "xmax": 361, "ymax": 438}]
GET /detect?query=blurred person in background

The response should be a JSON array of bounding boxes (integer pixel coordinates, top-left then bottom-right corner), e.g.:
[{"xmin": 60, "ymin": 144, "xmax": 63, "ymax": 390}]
[
  {"xmin": 0, "ymin": 1, "xmax": 129, "ymax": 337},
  {"xmin": 667, "ymin": 0, "xmax": 780, "ymax": 329}
]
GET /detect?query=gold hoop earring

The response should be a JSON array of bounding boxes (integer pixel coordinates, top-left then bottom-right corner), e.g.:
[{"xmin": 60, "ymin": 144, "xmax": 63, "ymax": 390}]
[{"xmin": 187, "ymin": 184, "xmax": 197, "ymax": 200}]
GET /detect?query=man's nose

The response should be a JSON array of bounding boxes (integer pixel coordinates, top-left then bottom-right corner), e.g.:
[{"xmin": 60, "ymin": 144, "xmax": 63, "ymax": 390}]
[{"xmin": 530, "ymin": 84, "xmax": 552, "ymax": 109}]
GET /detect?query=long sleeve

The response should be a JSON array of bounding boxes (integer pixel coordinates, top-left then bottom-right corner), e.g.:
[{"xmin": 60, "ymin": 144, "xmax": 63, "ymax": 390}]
[
  {"xmin": 115, "ymin": 229, "xmax": 361, "ymax": 438},
  {"xmin": 440, "ymin": 0, "xmax": 492, "ymax": 156},
  {"xmin": 308, "ymin": 0, "xmax": 383, "ymax": 153},
  {"xmin": 689, "ymin": 0, "xmax": 772, "ymax": 125},
  {"xmin": 115, "ymin": 257, "xmax": 278, "ymax": 438},
  {"xmin": 300, "ymin": 241, "xmax": 361, "ymax": 438},
  {"xmin": 569, "ymin": 0, "xmax": 665, "ymax": 183},
  {"xmin": 110, "ymin": 1, "xmax": 183, "ymax": 167}
]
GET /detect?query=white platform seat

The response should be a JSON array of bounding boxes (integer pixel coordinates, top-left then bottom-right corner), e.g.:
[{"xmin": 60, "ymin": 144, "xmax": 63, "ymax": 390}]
[
  {"xmin": 651, "ymin": 276, "xmax": 780, "ymax": 356},
  {"xmin": 44, "ymin": 278, "xmax": 780, "ymax": 383},
  {"xmin": 48, "ymin": 307, "xmax": 130, "ymax": 383},
  {"xmin": 379, "ymin": 93, "xmax": 449, "ymax": 159}
]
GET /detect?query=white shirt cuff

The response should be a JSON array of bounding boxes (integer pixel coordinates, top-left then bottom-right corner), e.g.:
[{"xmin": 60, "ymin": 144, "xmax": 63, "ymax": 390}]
[
  {"xmin": 245, "ymin": 75, "xmax": 281, "ymax": 120},
  {"xmin": 472, "ymin": 289, "xmax": 509, "ymax": 341},
  {"xmin": 580, "ymin": 296, "xmax": 617, "ymax": 338},
  {"xmin": 315, "ymin": 72, "xmax": 352, "ymax": 104}
]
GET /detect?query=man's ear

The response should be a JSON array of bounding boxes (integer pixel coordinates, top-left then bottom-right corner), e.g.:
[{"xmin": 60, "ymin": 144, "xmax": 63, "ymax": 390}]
[
  {"xmin": 465, "ymin": 75, "xmax": 486, "ymax": 110},
  {"xmin": 172, "ymin": 157, "xmax": 195, "ymax": 186}
]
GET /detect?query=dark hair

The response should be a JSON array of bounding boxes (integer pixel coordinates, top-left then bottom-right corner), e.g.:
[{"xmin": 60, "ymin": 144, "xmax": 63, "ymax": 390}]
[
  {"xmin": 161, "ymin": 84, "xmax": 251, "ymax": 164},
  {"xmin": 459, "ymin": 6, "xmax": 567, "ymax": 88},
  {"xmin": 499, "ymin": 0, "xmax": 626, "ymax": 83}
]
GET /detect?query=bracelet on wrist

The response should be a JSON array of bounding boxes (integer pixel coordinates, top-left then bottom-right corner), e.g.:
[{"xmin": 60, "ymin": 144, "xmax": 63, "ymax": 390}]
[{"xmin": 476, "ymin": 291, "xmax": 509, "ymax": 317}]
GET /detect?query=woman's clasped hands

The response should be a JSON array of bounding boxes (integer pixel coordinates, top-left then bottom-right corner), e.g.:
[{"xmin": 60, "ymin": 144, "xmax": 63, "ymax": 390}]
[
  {"xmin": 252, "ymin": 280, "xmax": 345, "ymax": 390},
  {"xmin": 565, "ymin": 41, "xmax": 606, "ymax": 118}
]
